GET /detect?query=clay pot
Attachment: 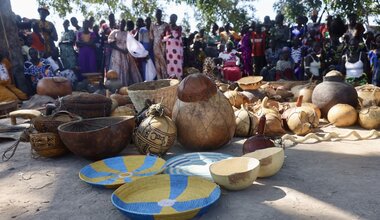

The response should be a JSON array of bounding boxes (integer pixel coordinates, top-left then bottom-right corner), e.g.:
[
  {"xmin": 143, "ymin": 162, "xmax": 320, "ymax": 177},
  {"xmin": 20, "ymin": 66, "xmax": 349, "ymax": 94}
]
[
  {"xmin": 243, "ymin": 115, "xmax": 275, "ymax": 154},
  {"xmin": 134, "ymin": 104, "xmax": 177, "ymax": 156},
  {"xmin": 173, "ymin": 74, "xmax": 235, "ymax": 151},
  {"xmin": 312, "ymin": 71, "xmax": 358, "ymax": 117},
  {"xmin": 37, "ymin": 77, "xmax": 72, "ymax": 98}
]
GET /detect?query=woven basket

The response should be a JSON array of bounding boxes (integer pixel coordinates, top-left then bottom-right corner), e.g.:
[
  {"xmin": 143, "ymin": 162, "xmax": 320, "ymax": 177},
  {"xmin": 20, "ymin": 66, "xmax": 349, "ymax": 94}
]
[
  {"xmin": 0, "ymin": 101, "xmax": 18, "ymax": 116},
  {"xmin": 237, "ymin": 76, "xmax": 263, "ymax": 90},
  {"xmin": 32, "ymin": 111, "xmax": 81, "ymax": 133},
  {"xmin": 58, "ymin": 93, "xmax": 112, "ymax": 118},
  {"xmin": 29, "ymin": 132, "xmax": 68, "ymax": 158},
  {"xmin": 128, "ymin": 79, "xmax": 179, "ymax": 116}
]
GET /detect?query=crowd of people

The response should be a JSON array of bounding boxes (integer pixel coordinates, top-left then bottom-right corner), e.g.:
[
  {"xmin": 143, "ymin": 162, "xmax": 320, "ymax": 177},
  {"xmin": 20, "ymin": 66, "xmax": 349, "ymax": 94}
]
[{"xmin": 4, "ymin": 6, "xmax": 380, "ymax": 97}]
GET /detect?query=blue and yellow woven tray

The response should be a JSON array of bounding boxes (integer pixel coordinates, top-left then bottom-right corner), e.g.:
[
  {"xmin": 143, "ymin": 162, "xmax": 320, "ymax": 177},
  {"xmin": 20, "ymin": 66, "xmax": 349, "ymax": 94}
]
[
  {"xmin": 111, "ymin": 174, "xmax": 221, "ymax": 220},
  {"xmin": 164, "ymin": 152, "xmax": 233, "ymax": 180},
  {"xmin": 79, "ymin": 155, "xmax": 166, "ymax": 188}
]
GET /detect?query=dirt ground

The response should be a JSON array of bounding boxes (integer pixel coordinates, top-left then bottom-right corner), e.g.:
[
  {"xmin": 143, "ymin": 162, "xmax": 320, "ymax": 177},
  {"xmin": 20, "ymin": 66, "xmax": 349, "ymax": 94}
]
[{"xmin": 0, "ymin": 117, "xmax": 379, "ymax": 220}]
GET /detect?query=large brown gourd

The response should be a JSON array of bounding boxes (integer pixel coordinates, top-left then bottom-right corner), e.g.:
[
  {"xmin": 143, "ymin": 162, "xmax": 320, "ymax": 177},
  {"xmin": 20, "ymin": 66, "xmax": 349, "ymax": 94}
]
[
  {"xmin": 172, "ymin": 74, "xmax": 236, "ymax": 151},
  {"xmin": 312, "ymin": 70, "xmax": 358, "ymax": 117}
]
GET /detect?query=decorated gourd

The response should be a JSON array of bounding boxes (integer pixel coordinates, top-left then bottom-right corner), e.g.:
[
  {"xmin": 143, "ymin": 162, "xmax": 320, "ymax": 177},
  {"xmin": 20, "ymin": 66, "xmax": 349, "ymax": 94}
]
[
  {"xmin": 172, "ymin": 74, "xmax": 236, "ymax": 151},
  {"xmin": 327, "ymin": 104, "xmax": 357, "ymax": 127},
  {"xmin": 312, "ymin": 70, "xmax": 358, "ymax": 117},
  {"xmin": 358, "ymin": 106, "xmax": 380, "ymax": 129},
  {"xmin": 255, "ymin": 97, "xmax": 285, "ymax": 136},
  {"xmin": 243, "ymin": 115, "xmax": 275, "ymax": 154},
  {"xmin": 284, "ymin": 96, "xmax": 319, "ymax": 135},
  {"xmin": 234, "ymin": 104, "xmax": 259, "ymax": 137},
  {"xmin": 134, "ymin": 103, "xmax": 176, "ymax": 156},
  {"xmin": 224, "ymin": 88, "xmax": 249, "ymax": 108},
  {"xmin": 356, "ymin": 84, "xmax": 380, "ymax": 107}
]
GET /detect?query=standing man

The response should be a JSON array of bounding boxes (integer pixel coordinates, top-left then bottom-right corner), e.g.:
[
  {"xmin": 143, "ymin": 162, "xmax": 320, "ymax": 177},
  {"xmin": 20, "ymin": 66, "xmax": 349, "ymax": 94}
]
[
  {"xmin": 36, "ymin": 6, "xmax": 58, "ymax": 57},
  {"xmin": 150, "ymin": 9, "xmax": 169, "ymax": 79}
]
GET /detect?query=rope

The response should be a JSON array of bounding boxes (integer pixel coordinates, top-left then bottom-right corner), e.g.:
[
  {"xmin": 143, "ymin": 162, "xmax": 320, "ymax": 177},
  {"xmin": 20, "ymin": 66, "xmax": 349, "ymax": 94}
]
[
  {"xmin": 2, "ymin": 125, "xmax": 32, "ymax": 161},
  {"xmin": 282, "ymin": 129, "xmax": 380, "ymax": 144}
]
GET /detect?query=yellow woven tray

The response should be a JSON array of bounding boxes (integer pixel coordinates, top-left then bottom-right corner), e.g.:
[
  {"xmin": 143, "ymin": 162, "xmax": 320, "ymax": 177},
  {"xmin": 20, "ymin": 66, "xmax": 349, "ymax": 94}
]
[{"xmin": 112, "ymin": 174, "xmax": 221, "ymax": 220}]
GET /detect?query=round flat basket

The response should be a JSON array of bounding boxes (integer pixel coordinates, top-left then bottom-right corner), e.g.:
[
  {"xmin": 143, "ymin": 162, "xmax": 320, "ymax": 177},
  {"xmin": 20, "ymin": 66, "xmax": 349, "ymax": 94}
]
[
  {"xmin": 237, "ymin": 76, "xmax": 263, "ymax": 90},
  {"xmin": 128, "ymin": 79, "xmax": 179, "ymax": 116},
  {"xmin": 111, "ymin": 174, "xmax": 221, "ymax": 220},
  {"xmin": 164, "ymin": 152, "xmax": 233, "ymax": 180},
  {"xmin": 79, "ymin": 155, "xmax": 166, "ymax": 188}
]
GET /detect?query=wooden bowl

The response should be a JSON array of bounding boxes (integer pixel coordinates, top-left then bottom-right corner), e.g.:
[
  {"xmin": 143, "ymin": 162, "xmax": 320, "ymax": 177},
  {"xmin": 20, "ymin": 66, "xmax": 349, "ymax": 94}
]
[
  {"xmin": 209, "ymin": 157, "xmax": 260, "ymax": 190},
  {"xmin": 58, "ymin": 116, "xmax": 135, "ymax": 160}
]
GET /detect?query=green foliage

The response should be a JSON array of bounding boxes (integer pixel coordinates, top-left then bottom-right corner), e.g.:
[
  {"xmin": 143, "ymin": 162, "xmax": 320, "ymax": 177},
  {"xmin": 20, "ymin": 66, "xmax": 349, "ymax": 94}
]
[
  {"xmin": 274, "ymin": 0, "xmax": 322, "ymax": 23},
  {"xmin": 189, "ymin": 0, "xmax": 255, "ymax": 31},
  {"xmin": 274, "ymin": 0, "xmax": 380, "ymax": 24},
  {"xmin": 37, "ymin": 0, "xmax": 159, "ymax": 21},
  {"xmin": 37, "ymin": 0, "xmax": 256, "ymax": 31}
]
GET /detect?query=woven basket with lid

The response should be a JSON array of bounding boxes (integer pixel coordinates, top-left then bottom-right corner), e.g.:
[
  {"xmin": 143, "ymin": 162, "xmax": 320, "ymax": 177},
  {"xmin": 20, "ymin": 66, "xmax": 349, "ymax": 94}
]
[{"xmin": 57, "ymin": 93, "xmax": 112, "ymax": 118}]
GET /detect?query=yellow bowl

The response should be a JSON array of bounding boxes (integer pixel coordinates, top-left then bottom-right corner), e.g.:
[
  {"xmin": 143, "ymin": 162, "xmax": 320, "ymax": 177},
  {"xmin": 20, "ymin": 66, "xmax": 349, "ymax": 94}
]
[
  {"xmin": 209, "ymin": 157, "xmax": 260, "ymax": 190},
  {"xmin": 243, "ymin": 147, "xmax": 285, "ymax": 178}
]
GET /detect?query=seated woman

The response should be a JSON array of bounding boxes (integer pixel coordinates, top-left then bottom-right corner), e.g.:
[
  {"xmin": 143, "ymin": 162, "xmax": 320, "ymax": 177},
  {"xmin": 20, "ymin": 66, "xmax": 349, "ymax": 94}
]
[
  {"xmin": 0, "ymin": 53, "xmax": 28, "ymax": 101},
  {"xmin": 24, "ymin": 48, "xmax": 54, "ymax": 93},
  {"xmin": 275, "ymin": 47, "xmax": 296, "ymax": 80},
  {"xmin": 341, "ymin": 37, "xmax": 370, "ymax": 86},
  {"xmin": 219, "ymin": 41, "xmax": 242, "ymax": 81}
]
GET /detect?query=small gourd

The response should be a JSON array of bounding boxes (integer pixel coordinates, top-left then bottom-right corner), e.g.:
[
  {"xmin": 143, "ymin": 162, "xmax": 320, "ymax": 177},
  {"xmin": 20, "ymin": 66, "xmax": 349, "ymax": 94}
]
[
  {"xmin": 234, "ymin": 104, "xmax": 259, "ymax": 137},
  {"xmin": 284, "ymin": 96, "xmax": 319, "ymax": 135},
  {"xmin": 224, "ymin": 88, "xmax": 249, "ymax": 108},
  {"xmin": 358, "ymin": 106, "xmax": 380, "ymax": 129},
  {"xmin": 327, "ymin": 104, "xmax": 357, "ymax": 127}
]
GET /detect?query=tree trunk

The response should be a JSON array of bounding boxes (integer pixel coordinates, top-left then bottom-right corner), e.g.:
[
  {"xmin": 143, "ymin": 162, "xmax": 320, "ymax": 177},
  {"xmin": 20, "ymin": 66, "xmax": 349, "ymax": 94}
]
[{"xmin": 0, "ymin": 0, "xmax": 31, "ymax": 95}]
